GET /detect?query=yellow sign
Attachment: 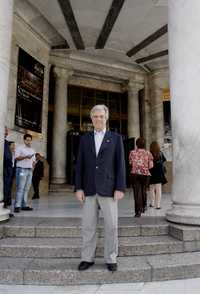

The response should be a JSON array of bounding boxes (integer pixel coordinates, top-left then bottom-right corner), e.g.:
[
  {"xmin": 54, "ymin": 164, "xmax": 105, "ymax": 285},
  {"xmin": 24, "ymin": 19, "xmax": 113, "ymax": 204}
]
[{"xmin": 162, "ymin": 89, "xmax": 170, "ymax": 101}]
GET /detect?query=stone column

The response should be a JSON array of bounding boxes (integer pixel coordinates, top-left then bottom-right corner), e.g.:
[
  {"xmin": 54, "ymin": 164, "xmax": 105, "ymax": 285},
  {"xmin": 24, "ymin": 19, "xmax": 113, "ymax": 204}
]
[
  {"xmin": 143, "ymin": 75, "xmax": 151, "ymax": 149},
  {"xmin": 149, "ymin": 71, "xmax": 166, "ymax": 147},
  {"xmin": 51, "ymin": 67, "xmax": 72, "ymax": 184},
  {"xmin": 166, "ymin": 0, "xmax": 200, "ymax": 224},
  {"xmin": 128, "ymin": 80, "xmax": 143, "ymax": 140},
  {"xmin": 0, "ymin": 0, "xmax": 13, "ymax": 221}
]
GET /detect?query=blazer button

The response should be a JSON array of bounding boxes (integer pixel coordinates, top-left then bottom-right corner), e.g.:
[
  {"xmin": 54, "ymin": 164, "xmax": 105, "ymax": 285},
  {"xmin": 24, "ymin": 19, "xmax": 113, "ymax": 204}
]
[{"xmin": 96, "ymin": 166, "xmax": 99, "ymax": 169}]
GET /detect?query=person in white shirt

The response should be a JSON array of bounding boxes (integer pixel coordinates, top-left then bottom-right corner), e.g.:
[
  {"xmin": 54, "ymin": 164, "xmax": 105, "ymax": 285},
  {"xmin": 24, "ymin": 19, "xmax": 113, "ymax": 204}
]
[{"xmin": 14, "ymin": 134, "xmax": 35, "ymax": 213}]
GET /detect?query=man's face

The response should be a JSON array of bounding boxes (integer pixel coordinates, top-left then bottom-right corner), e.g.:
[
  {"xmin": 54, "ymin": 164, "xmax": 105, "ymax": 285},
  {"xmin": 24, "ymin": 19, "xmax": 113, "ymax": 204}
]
[
  {"xmin": 24, "ymin": 137, "xmax": 32, "ymax": 147},
  {"xmin": 91, "ymin": 110, "xmax": 107, "ymax": 131}
]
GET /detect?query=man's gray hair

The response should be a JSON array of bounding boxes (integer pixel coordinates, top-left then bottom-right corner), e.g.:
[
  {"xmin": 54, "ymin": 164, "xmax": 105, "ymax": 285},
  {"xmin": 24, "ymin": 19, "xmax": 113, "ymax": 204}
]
[{"xmin": 90, "ymin": 104, "xmax": 109, "ymax": 120}]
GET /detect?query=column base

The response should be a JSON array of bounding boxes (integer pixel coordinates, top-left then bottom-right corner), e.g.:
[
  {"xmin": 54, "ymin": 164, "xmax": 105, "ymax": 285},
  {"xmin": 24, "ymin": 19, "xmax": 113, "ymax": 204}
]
[
  {"xmin": 166, "ymin": 204, "xmax": 200, "ymax": 225},
  {"xmin": 51, "ymin": 177, "xmax": 66, "ymax": 184},
  {"xmin": 0, "ymin": 203, "xmax": 10, "ymax": 222}
]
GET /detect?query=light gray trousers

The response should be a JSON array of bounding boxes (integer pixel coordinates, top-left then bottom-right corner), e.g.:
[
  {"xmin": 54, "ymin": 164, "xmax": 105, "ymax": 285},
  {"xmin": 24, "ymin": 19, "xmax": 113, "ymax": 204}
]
[{"xmin": 81, "ymin": 194, "xmax": 118, "ymax": 263}]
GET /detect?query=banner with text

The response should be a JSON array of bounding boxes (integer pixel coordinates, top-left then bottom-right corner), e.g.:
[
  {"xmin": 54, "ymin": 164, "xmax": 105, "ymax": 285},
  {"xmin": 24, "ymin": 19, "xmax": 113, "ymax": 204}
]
[{"xmin": 15, "ymin": 48, "xmax": 44, "ymax": 133}]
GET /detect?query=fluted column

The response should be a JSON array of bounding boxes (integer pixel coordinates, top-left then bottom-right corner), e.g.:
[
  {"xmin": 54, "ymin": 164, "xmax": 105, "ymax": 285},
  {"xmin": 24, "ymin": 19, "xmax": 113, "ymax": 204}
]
[
  {"xmin": 150, "ymin": 71, "xmax": 166, "ymax": 147},
  {"xmin": 143, "ymin": 75, "xmax": 151, "ymax": 148},
  {"xmin": 51, "ymin": 67, "xmax": 73, "ymax": 184},
  {"xmin": 128, "ymin": 80, "xmax": 144, "ymax": 139},
  {"xmin": 166, "ymin": 0, "xmax": 200, "ymax": 224},
  {"xmin": 0, "ymin": 0, "xmax": 13, "ymax": 220}
]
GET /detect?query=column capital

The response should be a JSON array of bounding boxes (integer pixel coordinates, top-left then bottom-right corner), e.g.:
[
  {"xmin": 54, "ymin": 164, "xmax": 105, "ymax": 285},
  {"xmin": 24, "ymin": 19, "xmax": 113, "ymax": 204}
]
[
  {"xmin": 53, "ymin": 66, "xmax": 73, "ymax": 80},
  {"xmin": 128, "ymin": 79, "xmax": 144, "ymax": 91},
  {"xmin": 121, "ymin": 80, "xmax": 144, "ymax": 92}
]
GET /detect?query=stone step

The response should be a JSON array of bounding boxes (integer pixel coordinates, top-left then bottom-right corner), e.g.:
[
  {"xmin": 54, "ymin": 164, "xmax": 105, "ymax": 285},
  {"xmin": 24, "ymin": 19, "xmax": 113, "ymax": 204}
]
[
  {"xmin": 0, "ymin": 217, "xmax": 169, "ymax": 238},
  {"xmin": 1, "ymin": 252, "xmax": 200, "ymax": 285},
  {"xmin": 0, "ymin": 235, "xmax": 183, "ymax": 258}
]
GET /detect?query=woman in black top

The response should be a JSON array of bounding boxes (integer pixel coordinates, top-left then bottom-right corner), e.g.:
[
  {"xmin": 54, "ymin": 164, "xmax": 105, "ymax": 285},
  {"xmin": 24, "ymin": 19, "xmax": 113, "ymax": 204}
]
[{"xmin": 149, "ymin": 141, "xmax": 167, "ymax": 209}]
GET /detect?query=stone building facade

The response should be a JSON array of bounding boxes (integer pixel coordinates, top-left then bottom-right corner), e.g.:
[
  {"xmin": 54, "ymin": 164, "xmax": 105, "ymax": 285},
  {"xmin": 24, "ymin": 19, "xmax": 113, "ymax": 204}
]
[{"xmin": 0, "ymin": 0, "xmax": 173, "ymax": 222}]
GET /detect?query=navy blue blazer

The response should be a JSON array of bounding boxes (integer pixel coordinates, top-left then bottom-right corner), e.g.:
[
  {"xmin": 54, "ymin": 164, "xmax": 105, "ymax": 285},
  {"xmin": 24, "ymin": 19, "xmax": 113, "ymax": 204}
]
[{"xmin": 75, "ymin": 130, "xmax": 126, "ymax": 197}]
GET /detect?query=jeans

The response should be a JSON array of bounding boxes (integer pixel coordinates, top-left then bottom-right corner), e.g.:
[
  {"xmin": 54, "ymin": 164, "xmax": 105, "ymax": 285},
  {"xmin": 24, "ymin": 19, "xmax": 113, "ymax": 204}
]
[{"xmin": 15, "ymin": 167, "xmax": 33, "ymax": 208}]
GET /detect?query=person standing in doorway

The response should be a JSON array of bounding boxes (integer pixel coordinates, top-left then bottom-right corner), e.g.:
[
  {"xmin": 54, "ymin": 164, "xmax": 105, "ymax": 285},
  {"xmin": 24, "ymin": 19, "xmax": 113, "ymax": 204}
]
[
  {"xmin": 14, "ymin": 134, "xmax": 35, "ymax": 213},
  {"xmin": 32, "ymin": 153, "xmax": 44, "ymax": 199},
  {"xmin": 75, "ymin": 104, "xmax": 126, "ymax": 272}
]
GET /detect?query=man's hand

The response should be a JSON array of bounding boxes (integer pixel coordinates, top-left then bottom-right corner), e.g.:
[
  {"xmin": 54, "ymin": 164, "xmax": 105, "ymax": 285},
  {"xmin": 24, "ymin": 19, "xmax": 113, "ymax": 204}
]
[
  {"xmin": 114, "ymin": 190, "xmax": 124, "ymax": 201},
  {"xmin": 75, "ymin": 190, "xmax": 85, "ymax": 204}
]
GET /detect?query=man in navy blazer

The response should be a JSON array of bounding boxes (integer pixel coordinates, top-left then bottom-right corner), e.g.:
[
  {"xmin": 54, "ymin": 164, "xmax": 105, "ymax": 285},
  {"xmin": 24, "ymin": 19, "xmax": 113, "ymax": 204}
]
[{"xmin": 75, "ymin": 104, "xmax": 126, "ymax": 272}]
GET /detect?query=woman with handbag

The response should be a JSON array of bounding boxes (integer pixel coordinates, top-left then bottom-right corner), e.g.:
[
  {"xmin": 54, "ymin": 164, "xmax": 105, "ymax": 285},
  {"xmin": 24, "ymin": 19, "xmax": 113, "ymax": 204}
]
[{"xmin": 149, "ymin": 141, "xmax": 167, "ymax": 209}]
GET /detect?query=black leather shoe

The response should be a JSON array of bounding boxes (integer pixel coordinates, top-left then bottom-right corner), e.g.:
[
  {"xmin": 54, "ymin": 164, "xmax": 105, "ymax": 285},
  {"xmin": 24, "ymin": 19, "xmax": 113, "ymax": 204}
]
[
  {"xmin": 21, "ymin": 206, "xmax": 33, "ymax": 211},
  {"xmin": 14, "ymin": 207, "xmax": 20, "ymax": 213},
  {"xmin": 107, "ymin": 263, "xmax": 117, "ymax": 272},
  {"xmin": 78, "ymin": 261, "xmax": 94, "ymax": 271}
]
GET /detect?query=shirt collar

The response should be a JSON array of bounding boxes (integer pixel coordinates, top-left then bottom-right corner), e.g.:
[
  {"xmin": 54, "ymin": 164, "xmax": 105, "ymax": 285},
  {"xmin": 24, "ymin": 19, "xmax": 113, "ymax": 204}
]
[{"xmin": 94, "ymin": 128, "xmax": 106, "ymax": 135}]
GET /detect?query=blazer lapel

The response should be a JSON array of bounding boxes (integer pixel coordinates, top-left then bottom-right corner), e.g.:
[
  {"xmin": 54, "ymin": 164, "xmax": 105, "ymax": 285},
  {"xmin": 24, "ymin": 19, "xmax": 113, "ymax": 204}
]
[{"xmin": 98, "ymin": 131, "xmax": 112, "ymax": 156}]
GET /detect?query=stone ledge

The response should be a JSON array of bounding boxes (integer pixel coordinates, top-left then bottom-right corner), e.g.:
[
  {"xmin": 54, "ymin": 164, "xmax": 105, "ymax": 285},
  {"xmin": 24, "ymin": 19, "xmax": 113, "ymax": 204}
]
[
  {"xmin": 169, "ymin": 224, "xmax": 200, "ymax": 241},
  {"xmin": 147, "ymin": 252, "xmax": 200, "ymax": 281},
  {"xmin": 0, "ymin": 216, "xmax": 169, "ymax": 238}
]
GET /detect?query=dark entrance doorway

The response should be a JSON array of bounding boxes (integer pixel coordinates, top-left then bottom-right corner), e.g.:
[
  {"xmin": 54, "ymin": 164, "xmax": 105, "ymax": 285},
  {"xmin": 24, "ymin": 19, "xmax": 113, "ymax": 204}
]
[{"xmin": 47, "ymin": 83, "xmax": 128, "ymax": 184}]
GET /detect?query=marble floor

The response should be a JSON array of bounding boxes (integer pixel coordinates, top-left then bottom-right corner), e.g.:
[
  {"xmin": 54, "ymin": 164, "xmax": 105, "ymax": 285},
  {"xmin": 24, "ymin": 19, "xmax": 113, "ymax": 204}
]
[
  {"xmin": 2, "ymin": 191, "xmax": 198, "ymax": 293},
  {"xmin": 11, "ymin": 189, "xmax": 172, "ymax": 218}
]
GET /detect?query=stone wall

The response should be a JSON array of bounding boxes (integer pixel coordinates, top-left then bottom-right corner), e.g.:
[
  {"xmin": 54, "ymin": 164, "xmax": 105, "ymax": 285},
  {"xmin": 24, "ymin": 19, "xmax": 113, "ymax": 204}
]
[{"xmin": 6, "ymin": 14, "xmax": 50, "ymax": 157}]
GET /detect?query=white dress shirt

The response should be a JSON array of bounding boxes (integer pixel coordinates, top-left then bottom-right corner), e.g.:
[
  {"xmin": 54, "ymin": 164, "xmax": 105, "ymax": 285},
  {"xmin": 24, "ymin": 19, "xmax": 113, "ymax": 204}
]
[{"xmin": 94, "ymin": 128, "xmax": 106, "ymax": 156}]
